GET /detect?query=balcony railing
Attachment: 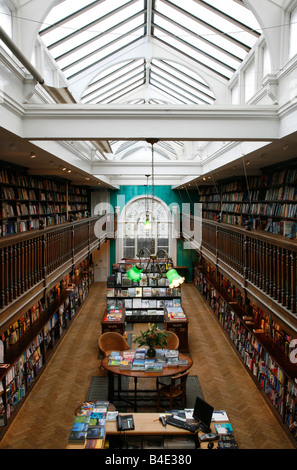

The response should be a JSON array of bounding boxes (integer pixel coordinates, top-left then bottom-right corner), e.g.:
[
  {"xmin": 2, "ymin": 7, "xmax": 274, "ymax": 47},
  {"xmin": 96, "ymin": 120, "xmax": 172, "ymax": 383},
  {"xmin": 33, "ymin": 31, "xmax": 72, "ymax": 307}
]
[
  {"xmin": 182, "ymin": 215, "xmax": 297, "ymax": 321},
  {"xmin": 0, "ymin": 217, "xmax": 102, "ymax": 313}
]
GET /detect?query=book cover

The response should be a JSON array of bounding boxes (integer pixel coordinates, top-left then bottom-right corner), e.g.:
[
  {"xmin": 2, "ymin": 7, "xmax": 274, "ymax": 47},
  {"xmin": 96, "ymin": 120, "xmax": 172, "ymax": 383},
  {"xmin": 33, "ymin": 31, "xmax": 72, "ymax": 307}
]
[
  {"xmin": 135, "ymin": 287, "xmax": 142, "ymax": 297},
  {"xmin": 107, "ymin": 359, "xmax": 121, "ymax": 366},
  {"xmin": 72, "ymin": 422, "xmax": 88, "ymax": 432},
  {"xmin": 119, "ymin": 360, "xmax": 132, "ymax": 370},
  {"xmin": 86, "ymin": 425, "xmax": 105, "ymax": 439},
  {"xmin": 214, "ymin": 422, "xmax": 233, "ymax": 434},
  {"xmin": 68, "ymin": 431, "xmax": 87, "ymax": 444}
]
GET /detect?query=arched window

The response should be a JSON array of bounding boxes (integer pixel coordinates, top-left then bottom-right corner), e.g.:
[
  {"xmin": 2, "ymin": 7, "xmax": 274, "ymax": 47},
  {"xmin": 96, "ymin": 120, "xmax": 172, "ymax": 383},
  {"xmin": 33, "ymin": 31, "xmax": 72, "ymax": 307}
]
[{"xmin": 117, "ymin": 196, "xmax": 175, "ymax": 261}]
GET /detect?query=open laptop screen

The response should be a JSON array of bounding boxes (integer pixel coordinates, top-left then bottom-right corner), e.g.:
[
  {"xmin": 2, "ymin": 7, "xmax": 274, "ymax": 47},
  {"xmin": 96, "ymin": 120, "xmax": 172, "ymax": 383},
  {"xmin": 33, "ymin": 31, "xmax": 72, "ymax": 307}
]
[{"xmin": 192, "ymin": 396, "xmax": 214, "ymax": 433}]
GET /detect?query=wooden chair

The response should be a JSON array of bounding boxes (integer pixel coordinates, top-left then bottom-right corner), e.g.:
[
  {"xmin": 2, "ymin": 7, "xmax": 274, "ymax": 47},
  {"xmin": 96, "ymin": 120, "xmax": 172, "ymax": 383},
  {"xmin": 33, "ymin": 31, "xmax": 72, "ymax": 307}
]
[
  {"xmin": 156, "ymin": 371, "xmax": 189, "ymax": 411},
  {"xmin": 164, "ymin": 331, "xmax": 179, "ymax": 350},
  {"xmin": 98, "ymin": 332, "xmax": 130, "ymax": 368}
]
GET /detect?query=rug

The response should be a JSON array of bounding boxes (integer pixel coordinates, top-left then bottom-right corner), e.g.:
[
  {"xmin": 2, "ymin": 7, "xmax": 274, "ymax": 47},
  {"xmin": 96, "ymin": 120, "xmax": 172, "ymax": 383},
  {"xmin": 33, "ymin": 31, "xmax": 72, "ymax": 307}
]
[{"xmin": 86, "ymin": 375, "xmax": 204, "ymax": 412}]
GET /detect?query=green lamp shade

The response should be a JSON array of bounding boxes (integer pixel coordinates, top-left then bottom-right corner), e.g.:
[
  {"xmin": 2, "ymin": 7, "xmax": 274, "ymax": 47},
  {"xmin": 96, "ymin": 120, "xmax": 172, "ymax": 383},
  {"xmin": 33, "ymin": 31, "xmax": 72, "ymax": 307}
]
[
  {"xmin": 166, "ymin": 268, "xmax": 185, "ymax": 288},
  {"xmin": 127, "ymin": 265, "xmax": 143, "ymax": 282}
]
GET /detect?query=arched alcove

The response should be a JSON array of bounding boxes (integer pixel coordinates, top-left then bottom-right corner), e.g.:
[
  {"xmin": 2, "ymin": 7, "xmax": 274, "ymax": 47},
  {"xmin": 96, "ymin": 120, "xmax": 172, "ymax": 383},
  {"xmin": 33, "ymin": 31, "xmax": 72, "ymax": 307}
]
[{"xmin": 116, "ymin": 195, "xmax": 177, "ymax": 263}]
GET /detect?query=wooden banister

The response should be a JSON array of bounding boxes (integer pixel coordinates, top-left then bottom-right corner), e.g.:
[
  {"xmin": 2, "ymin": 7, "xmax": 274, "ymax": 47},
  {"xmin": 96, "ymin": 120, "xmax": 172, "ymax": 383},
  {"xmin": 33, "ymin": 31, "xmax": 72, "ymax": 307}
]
[{"xmin": 0, "ymin": 217, "xmax": 103, "ymax": 313}]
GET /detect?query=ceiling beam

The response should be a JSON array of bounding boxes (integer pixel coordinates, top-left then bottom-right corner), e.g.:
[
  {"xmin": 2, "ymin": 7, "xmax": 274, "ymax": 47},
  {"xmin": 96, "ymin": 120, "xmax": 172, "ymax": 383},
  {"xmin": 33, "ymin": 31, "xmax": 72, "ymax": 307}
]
[{"xmin": 21, "ymin": 104, "xmax": 279, "ymax": 141}]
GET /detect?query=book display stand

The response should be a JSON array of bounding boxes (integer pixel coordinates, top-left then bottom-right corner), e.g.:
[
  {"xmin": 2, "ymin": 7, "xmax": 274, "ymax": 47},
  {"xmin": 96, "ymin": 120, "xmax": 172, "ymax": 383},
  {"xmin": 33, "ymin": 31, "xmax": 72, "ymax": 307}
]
[{"xmin": 107, "ymin": 262, "xmax": 182, "ymax": 323}]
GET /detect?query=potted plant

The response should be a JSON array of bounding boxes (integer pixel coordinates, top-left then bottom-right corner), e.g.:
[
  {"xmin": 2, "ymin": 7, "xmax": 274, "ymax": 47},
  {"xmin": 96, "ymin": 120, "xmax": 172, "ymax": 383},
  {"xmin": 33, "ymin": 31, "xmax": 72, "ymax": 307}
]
[{"xmin": 133, "ymin": 323, "xmax": 170, "ymax": 357}]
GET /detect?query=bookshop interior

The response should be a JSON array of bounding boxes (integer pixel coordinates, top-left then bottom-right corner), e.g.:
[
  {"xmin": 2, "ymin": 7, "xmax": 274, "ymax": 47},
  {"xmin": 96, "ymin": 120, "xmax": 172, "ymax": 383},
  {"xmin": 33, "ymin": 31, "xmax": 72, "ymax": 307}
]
[{"xmin": 1, "ymin": 0, "xmax": 297, "ymax": 452}]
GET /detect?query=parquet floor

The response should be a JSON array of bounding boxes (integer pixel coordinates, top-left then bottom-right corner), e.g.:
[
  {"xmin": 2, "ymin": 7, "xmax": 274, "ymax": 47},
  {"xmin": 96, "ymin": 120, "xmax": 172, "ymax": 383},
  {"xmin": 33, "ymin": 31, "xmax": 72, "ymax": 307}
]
[{"xmin": 0, "ymin": 282, "xmax": 295, "ymax": 449}]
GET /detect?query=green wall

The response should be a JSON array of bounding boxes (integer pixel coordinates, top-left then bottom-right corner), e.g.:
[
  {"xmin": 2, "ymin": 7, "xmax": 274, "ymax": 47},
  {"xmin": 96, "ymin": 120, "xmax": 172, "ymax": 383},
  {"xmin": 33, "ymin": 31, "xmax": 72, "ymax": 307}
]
[{"xmin": 109, "ymin": 185, "xmax": 198, "ymax": 279}]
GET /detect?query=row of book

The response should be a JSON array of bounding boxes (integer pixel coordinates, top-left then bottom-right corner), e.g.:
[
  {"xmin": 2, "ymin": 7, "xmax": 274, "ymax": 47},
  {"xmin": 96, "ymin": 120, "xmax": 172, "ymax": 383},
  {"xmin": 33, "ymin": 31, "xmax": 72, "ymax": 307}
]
[
  {"xmin": 214, "ymin": 201, "xmax": 297, "ymax": 219},
  {"xmin": 1, "ymin": 201, "xmax": 67, "ymax": 218},
  {"xmin": 124, "ymin": 310, "xmax": 164, "ymax": 320},
  {"xmin": 107, "ymin": 298, "xmax": 181, "ymax": 310},
  {"xmin": 213, "ymin": 186, "xmax": 297, "ymax": 204},
  {"xmin": 0, "ymin": 214, "xmax": 68, "ymax": 236},
  {"xmin": 0, "ymin": 169, "xmax": 67, "ymax": 192},
  {"xmin": 68, "ymin": 401, "xmax": 109, "ymax": 448},
  {"xmin": 107, "ymin": 349, "xmax": 187, "ymax": 371},
  {"xmin": 194, "ymin": 266, "xmax": 297, "ymax": 435},
  {"xmin": 107, "ymin": 287, "xmax": 181, "ymax": 298}
]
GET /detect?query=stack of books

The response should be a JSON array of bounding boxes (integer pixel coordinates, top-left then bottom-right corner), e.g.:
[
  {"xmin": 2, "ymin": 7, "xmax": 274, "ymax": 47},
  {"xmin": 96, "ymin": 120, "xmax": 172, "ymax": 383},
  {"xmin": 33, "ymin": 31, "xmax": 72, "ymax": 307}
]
[
  {"xmin": 68, "ymin": 401, "xmax": 109, "ymax": 448},
  {"xmin": 106, "ymin": 348, "xmax": 188, "ymax": 370}
]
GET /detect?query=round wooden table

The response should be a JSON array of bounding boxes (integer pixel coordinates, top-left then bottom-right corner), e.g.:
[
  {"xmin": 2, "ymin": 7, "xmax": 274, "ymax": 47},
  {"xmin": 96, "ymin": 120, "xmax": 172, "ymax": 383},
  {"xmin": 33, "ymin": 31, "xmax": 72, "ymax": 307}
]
[{"xmin": 102, "ymin": 352, "xmax": 193, "ymax": 411}]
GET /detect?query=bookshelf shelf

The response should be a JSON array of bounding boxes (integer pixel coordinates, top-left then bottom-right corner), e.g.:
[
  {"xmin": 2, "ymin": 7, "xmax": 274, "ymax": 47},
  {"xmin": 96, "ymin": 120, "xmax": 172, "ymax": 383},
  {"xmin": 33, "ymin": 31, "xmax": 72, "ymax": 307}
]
[
  {"xmin": 193, "ymin": 260, "xmax": 297, "ymax": 446},
  {"xmin": 0, "ymin": 259, "xmax": 93, "ymax": 436},
  {"xmin": 200, "ymin": 159, "xmax": 297, "ymax": 238},
  {"xmin": 0, "ymin": 161, "xmax": 90, "ymax": 236}
]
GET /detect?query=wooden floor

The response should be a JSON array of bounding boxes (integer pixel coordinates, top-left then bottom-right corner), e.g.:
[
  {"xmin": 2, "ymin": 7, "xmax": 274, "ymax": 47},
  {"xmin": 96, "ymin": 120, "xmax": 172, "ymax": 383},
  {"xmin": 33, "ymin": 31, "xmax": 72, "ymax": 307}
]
[{"xmin": 0, "ymin": 282, "xmax": 295, "ymax": 449}]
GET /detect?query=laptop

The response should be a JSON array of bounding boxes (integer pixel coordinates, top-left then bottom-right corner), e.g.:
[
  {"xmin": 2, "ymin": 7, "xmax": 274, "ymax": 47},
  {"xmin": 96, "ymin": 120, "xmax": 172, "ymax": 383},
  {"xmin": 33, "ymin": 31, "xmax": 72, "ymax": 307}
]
[{"xmin": 192, "ymin": 396, "xmax": 214, "ymax": 433}]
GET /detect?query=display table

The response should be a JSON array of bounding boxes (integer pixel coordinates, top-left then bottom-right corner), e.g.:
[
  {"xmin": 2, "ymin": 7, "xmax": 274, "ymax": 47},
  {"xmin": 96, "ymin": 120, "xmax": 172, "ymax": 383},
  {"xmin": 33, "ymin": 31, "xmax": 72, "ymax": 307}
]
[
  {"xmin": 164, "ymin": 307, "xmax": 189, "ymax": 352},
  {"xmin": 67, "ymin": 411, "xmax": 236, "ymax": 449},
  {"xmin": 101, "ymin": 352, "xmax": 193, "ymax": 412}
]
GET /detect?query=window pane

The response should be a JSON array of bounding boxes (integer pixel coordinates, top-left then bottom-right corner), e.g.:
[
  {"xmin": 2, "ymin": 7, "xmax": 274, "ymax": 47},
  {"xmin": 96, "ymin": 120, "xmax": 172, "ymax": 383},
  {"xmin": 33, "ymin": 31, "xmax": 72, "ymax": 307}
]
[
  {"xmin": 289, "ymin": 7, "xmax": 297, "ymax": 59},
  {"xmin": 124, "ymin": 237, "xmax": 135, "ymax": 247},
  {"xmin": 124, "ymin": 247, "xmax": 135, "ymax": 258}
]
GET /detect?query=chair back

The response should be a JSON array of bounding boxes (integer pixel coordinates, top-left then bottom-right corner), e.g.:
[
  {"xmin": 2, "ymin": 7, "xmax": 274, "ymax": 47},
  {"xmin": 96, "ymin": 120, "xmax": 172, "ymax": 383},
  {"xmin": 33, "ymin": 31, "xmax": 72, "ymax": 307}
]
[
  {"xmin": 99, "ymin": 332, "xmax": 130, "ymax": 356},
  {"xmin": 170, "ymin": 371, "xmax": 189, "ymax": 395},
  {"xmin": 165, "ymin": 331, "xmax": 179, "ymax": 350}
]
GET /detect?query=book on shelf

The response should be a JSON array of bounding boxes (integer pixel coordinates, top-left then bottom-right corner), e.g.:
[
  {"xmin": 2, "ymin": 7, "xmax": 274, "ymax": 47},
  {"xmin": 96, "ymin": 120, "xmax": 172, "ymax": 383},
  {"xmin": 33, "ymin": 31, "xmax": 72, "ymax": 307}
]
[{"xmin": 283, "ymin": 221, "xmax": 297, "ymax": 239}]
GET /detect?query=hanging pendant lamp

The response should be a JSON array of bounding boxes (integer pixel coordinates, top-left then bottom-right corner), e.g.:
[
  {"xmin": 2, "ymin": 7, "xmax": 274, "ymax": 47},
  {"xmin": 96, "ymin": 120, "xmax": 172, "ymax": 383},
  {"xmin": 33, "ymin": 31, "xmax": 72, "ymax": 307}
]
[
  {"xmin": 166, "ymin": 268, "xmax": 185, "ymax": 288},
  {"xmin": 127, "ymin": 264, "xmax": 143, "ymax": 282}
]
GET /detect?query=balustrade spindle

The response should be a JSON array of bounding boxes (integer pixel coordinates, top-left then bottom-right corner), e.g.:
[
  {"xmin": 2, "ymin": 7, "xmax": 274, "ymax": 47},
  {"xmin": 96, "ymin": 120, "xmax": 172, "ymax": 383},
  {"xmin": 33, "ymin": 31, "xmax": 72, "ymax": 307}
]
[
  {"xmin": 286, "ymin": 250, "xmax": 291, "ymax": 310},
  {"xmin": 272, "ymin": 245, "xmax": 277, "ymax": 300},
  {"xmin": 281, "ymin": 248, "xmax": 286, "ymax": 306},
  {"xmin": 291, "ymin": 251, "xmax": 297, "ymax": 314},
  {"xmin": 13, "ymin": 244, "xmax": 18, "ymax": 300},
  {"xmin": 276, "ymin": 247, "xmax": 281, "ymax": 303},
  {"xmin": 4, "ymin": 246, "xmax": 9, "ymax": 306},
  {"xmin": 17, "ymin": 242, "xmax": 21, "ymax": 297}
]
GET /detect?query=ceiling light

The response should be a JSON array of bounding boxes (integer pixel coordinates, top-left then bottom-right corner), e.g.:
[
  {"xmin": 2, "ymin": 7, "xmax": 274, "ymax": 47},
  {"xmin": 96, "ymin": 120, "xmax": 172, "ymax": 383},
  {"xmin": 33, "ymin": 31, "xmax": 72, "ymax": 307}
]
[{"xmin": 30, "ymin": 152, "xmax": 36, "ymax": 158}]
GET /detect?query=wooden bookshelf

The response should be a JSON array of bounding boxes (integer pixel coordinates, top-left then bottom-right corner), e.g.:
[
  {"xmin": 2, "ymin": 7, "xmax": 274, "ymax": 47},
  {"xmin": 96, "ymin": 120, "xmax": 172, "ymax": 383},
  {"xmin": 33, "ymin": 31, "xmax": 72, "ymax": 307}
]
[
  {"xmin": 0, "ymin": 161, "xmax": 90, "ymax": 237},
  {"xmin": 200, "ymin": 159, "xmax": 297, "ymax": 239},
  {"xmin": 193, "ymin": 260, "xmax": 297, "ymax": 446},
  {"xmin": 0, "ymin": 259, "xmax": 93, "ymax": 437}
]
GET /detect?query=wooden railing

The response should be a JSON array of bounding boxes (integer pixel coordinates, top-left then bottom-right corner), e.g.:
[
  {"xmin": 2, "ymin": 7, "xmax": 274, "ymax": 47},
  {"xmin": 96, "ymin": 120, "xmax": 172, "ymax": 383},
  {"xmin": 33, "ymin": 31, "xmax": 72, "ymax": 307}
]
[
  {"xmin": 0, "ymin": 217, "xmax": 102, "ymax": 312},
  {"xmin": 183, "ymin": 216, "xmax": 297, "ymax": 319}
]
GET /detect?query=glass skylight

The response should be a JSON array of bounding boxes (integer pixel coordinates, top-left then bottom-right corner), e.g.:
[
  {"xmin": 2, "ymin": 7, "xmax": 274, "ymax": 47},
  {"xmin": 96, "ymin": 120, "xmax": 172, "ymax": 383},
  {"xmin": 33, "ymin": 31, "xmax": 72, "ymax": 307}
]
[{"xmin": 40, "ymin": 0, "xmax": 261, "ymax": 102}]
